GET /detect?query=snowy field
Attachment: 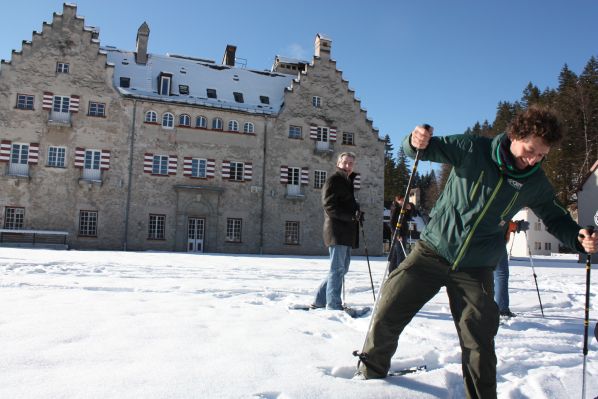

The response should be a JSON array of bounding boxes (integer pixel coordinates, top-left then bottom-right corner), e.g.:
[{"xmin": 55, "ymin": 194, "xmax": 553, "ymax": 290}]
[{"xmin": 0, "ymin": 248, "xmax": 596, "ymax": 399}]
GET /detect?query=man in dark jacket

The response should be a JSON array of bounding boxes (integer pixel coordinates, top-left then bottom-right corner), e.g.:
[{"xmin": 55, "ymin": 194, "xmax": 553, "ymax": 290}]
[
  {"xmin": 388, "ymin": 195, "xmax": 412, "ymax": 274},
  {"xmin": 356, "ymin": 106, "xmax": 598, "ymax": 399},
  {"xmin": 312, "ymin": 152, "xmax": 360, "ymax": 310}
]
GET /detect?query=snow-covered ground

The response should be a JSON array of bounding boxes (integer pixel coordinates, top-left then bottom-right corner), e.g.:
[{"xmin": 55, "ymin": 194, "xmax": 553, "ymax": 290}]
[{"xmin": 0, "ymin": 248, "xmax": 596, "ymax": 399}]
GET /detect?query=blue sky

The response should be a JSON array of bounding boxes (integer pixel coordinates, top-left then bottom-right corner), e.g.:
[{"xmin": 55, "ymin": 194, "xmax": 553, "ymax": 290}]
[{"xmin": 2, "ymin": 1, "xmax": 598, "ymax": 170}]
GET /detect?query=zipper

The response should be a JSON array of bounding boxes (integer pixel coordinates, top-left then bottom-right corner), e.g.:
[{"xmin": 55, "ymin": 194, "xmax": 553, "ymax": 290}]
[
  {"xmin": 469, "ymin": 171, "xmax": 485, "ymax": 202},
  {"xmin": 500, "ymin": 192, "xmax": 520, "ymax": 221},
  {"xmin": 452, "ymin": 175, "xmax": 504, "ymax": 270}
]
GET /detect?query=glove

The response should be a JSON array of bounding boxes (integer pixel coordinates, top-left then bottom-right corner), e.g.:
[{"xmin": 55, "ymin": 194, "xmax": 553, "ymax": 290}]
[{"xmin": 515, "ymin": 220, "xmax": 529, "ymax": 233}]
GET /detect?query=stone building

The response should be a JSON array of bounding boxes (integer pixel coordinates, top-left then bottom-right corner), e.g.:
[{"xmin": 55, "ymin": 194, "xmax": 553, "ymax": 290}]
[{"xmin": 0, "ymin": 4, "xmax": 385, "ymax": 255}]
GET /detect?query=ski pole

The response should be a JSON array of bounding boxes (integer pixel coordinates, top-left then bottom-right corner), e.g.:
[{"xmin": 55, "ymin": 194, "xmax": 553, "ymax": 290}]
[
  {"xmin": 523, "ymin": 230, "xmax": 545, "ymax": 318},
  {"xmin": 581, "ymin": 225, "xmax": 594, "ymax": 399},
  {"xmin": 354, "ymin": 124, "xmax": 428, "ymax": 369},
  {"xmin": 359, "ymin": 218, "xmax": 376, "ymax": 301}
]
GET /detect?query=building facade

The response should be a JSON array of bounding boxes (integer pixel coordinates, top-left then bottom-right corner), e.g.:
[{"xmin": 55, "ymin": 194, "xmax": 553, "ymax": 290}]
[{"xmin": 0, "ymin": 4, "xmax": 385, "ymax": 255}]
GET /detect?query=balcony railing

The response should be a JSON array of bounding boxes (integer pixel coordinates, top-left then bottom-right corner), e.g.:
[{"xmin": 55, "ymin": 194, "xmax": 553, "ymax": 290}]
[
  {"xmin": 8, "ymin": 163, "xmax": 29, "ymax": 177},
  {"xmin": 81, "ymin": 168, "xmax": 101, "ymax": 181},
  {"xmin": 48, "ymin": 110, "xmax": 72, "ymax": 125},
  {"xmin": 314, "ymin": 140, "xmax": 334, "ymax": 154}
]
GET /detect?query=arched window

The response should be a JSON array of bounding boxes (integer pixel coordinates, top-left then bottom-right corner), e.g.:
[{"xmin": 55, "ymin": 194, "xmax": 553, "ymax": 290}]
[
  {"xmin": 212, "ymin": 117, "xmax": 223, "ymax": 130},
  {"xmin": 195, "ymin": 116, "xmax": 207, "ymax": 128},
  {"xmin": 145, "ymin": 110, "xmax": 157, "ymax": 123},
  {"xmin": 162, "ymin": 112, "xmax": 174, "ymax": 129},
  {"xmin": 179, "ymin": 114, "xmax": 191, "ymax": 127},
  {"xmin": 228, "ymin": 120, "xmax": 239, "ymax": 132},
  {"xmin": 243, "ymin": 122, "xmax": 255, "ymax": 134}
]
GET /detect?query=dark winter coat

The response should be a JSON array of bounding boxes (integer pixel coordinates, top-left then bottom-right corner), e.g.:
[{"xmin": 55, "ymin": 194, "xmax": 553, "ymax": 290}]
[
  {"xmin": 322, "ymin": 168, "xmax": 360, "ymax": 248},
  {"xmin": 403, "ymin": 132, "xmax": 583, "ymax": 270},
  {"xmin": 389, "ymin": 200, "xmax": 412, "ymax": 238}
]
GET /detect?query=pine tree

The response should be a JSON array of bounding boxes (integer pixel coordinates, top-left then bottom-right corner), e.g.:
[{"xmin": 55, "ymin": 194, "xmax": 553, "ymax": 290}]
[{"xmin": 383, "ymin": 135, "xmax": 397, "ymax": 201}]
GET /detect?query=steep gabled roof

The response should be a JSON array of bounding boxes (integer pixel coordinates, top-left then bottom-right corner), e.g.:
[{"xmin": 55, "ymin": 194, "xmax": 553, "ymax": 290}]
[{"xmin": 104, "ymin": 47, "xmax": 295, "ymax": 115}]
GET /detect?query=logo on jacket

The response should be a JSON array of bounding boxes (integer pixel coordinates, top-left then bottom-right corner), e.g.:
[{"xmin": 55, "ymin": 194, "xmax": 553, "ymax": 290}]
[
  {"xmin": 507, "ymin": 178, "xmax": 523, "ymax": 190},
  {"xmin": 594, "ymin": 209, "xmax": 598, "ymax": 227}
]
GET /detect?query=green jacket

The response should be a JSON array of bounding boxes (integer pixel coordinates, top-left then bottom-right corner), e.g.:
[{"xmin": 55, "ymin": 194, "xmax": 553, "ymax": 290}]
[{"xmin": 403, "ymin": 132, "xmax": 583, "ymax": 270}]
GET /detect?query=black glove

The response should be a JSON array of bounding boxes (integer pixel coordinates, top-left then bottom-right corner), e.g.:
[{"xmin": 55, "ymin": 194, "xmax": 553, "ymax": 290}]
[{"xmin": 515, "ymin": 220, "xmax": 529, "ymax": 233}]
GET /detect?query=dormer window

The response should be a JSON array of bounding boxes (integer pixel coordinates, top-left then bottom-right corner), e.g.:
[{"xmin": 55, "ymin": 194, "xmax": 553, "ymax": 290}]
[
  {"xmin": 179, "ymin": 85, "xmax": 189, "ymax": 95},
  {"xmin": 206, "ymin": 88, "xmax": 217, "ymax": 99},
  {"xmin": 120, "ymin": 77, "xmax": 131, "ymax": 88},
  {"xmin": 56, "ymin": 62, "xmax": 69, "ymax": 74},
  {"xmin": 158, "ymin": 73, "xmax": 173, "ymax": 96},
  {"xmin": 259, "ymin": 96, "xmax": 270, "ymax": 105},
  {"xmin": 233, "ymin": 92, "xmax": 244, "ymax": 103}
]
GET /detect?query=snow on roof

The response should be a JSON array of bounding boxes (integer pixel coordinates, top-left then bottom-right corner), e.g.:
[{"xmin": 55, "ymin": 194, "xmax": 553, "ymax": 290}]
[
  {"xmin": 274, "ymin": 56, "xmax": 310, "ymax": 65},
  {"xmin": 104, "ymin": 47, "xmax": 295, "ymax": 115}
]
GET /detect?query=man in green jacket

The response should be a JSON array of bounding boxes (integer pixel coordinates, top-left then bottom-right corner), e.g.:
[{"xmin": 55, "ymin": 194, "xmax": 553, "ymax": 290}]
[{"xmin": 356, "ymin": 106, "xmax": 598, "ymax": 399}]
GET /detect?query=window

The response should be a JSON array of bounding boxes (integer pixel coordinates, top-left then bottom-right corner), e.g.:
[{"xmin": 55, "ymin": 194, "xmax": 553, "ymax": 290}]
[
  {"xmin": 288, "ymin": 125, "xmax": 302, "ymax": 139},
  {"xmin": 342, "ymin": 132, "xmax": 354, "ymax": 145},
  {"xmin": 88, "ymin": 102, "xmax": 106, "ymax": 117},
  {"xmin": 4, "ymin": 207, "xmax": 24, "ymax": 229},
  {"xmin": 47, "ymin": 146, "xmax": 66, "ymax": 167},
  {"xmin": 8, "ymin": 143, "xmax": 29, "ymax": 176},
  {"xmin": 259, "ymin": 96, "xmax": 270, "ymax": 104},
  {"xmin": 243, "ymin": 122, "xmax": 255, "ymax": 134},
  {"xmin": 287, "ymin": 167, "xmax": 300, "ymax": 186},
  {"xmin": 228, "ymin": 120, "xmax": 239, "ymax": 132},
  {"xmin": 152, "ymin": 155, "xmax": 169, "ymax": 175},
  {"xmin": 534, "ymin": 219, "xmax": 542, "ymax": 231},
  {"xmin": 206, "ymin": 88, "xmax": 217, "ymax": 99},
  {"xmin": 148, "ymin": 214, "xmax": 166, "ymax": 240},
  {"xmin": 226, "ymin": 218, "xmax": 242, "ymax": 242},
  {"xmin": 53, "ymin": 96, "xmax": 70, "ymax": 113},
  {"xmin": 191, "ymin": 158, "xmax": 207, "ymax": 178},
  {"xmin": 195, "ymin": 116, "xmax": 207, "ymax": 128},
  {"xmin": 233, "ymin": 92, "xmax": 244, "ymax": 103},
  {"xmin": 179, "ymin": 114, "xmax": 191, "ymax": 127},
  {"xmin": 119, "ymin": 77, "xmax": 130, "ymax": 88},
  {"xmin": 534, "ymin": 242, "xmax": 542, "ymax": 250},
  {"xmin": 79, "ymin": 210, "xmax": 98, "ymax": 237},
  {"xmin": 145, "ymin": 110, "xmax": 157, "ymax": 123},
  {"xmin": 158, "ymin": 73, "xmax": 172, "ymax": 96},
  {"xmin": 312, "ymin": 96, "xmax": 321, "ymax": 108},
  {"xmin": 316, "ymin": 127, "xmax": 329, "ymax": 142},
  {"xmin": 284, "ymin": 221, "xmax": 300, "ymax": 245},
  {"xmin": 16, "ymin": 94, "xmax": 34, "ymax": 110},
  {"xmin": 314, "ymin": 170, "xmax": 327, "ymax": 189},
  {"xmin": 162, "ymin": 112, "xmax": 174, "ymax": 129},
  {"xmin": 82, "ymin": 150, "xmax": 101, "ymax": 180},
  {"xmin": 545, "ymin": 242, "xmax": 552, "ymax": 251},
  {"xmin": 179, "ymin": 85, "xmax": 189, "ymax": 95},
  {"xmin": 56, "ymin": 62, "xmax": 69, "ymax": 74},
  {"xmin": 229, "ymin": 161, "xmax": 244, "ymax": 181},
  {"xmin": 212, "ymin": 117, "xmax": 223, "ymax": 130}
]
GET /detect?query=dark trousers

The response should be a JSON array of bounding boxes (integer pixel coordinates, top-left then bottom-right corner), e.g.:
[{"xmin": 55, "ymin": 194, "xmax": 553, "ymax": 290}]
[
  {"xmin": 388, "ymin": 236, "xmax": 408, "ymax": 274},
  {"xmin": 359, "ymin": 240, "xmax": 499, "ymax": 399}
]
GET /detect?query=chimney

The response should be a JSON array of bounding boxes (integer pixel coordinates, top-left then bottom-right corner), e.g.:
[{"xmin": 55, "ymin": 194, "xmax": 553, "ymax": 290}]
[
  {"xmin": 222, "ymin": 44, "xmax": 236, "ymax": 67},
  {"xmin": 135, "ymin": 22, "xmax": 150, "ymax": 64},
  {"xmin": 314, "ymin": 33, "xmax": 332, "ymax": 59}
]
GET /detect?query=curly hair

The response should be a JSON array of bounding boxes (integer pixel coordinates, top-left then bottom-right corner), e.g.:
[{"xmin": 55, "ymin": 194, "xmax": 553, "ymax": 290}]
[{"xmin": 507, "ymin": 105, "xmax": 562, "ymax": 145}]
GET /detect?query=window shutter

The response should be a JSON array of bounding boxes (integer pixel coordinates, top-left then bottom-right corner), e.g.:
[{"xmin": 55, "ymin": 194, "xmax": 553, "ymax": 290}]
[
  {"xmin": 221, "ymin": 160, "xmax": 230, "ymax": 179},
  {"xmin": 0, "ymin": 140, "xmax": 12, "ymax": 162},
  {"xmin": 309, "ymin": 125, "xmax": 318, "ymax": 140},
  {"xmin": 28, "ymin": 143, "xmax": 40, "ymax": 165},
  {"xmin": 143, "ymin": 153, "xmax": 154, "ymax": 173},
  {"xmin": 244, "ymin": 162, "xmax": 253, "ymax": 181},
  {"xmin": 329, "ymin": 127, "xmax": 337, "ymax": 142},
  {"xmin": 353, "ymin": 173, "xmax": 361, "ymax": 190},
  {"xmin": 100, "ymin": 150, "xmax": 111, "ymax": 170},
  {"xmin": 206, "ymin": 159, "xmax": 215, "ymax": 178},
  {"xmin": 301, "ymin": 167, "xmax": 309, "ymax": 185},
  {"xmin": 168, "ymin": 155, "xmax": 177, "ymax": 175},
  {"xmin": 183, "ymin": 157, "xmax": 192, "ymax": 177},
  {"xmin": 69, "ymin": 95, "xmax": 80, "ymax": 113},
  {"xmin": 280, "ymin": 165, "xmax": 288, "ymax": 184},
  {"xmin": 42, "ymin": 92, "xmax": 53, "ymax": 110},
  {"xmin": 74, "ymin": 147, "xmax": 85, "ymax": 168}
]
